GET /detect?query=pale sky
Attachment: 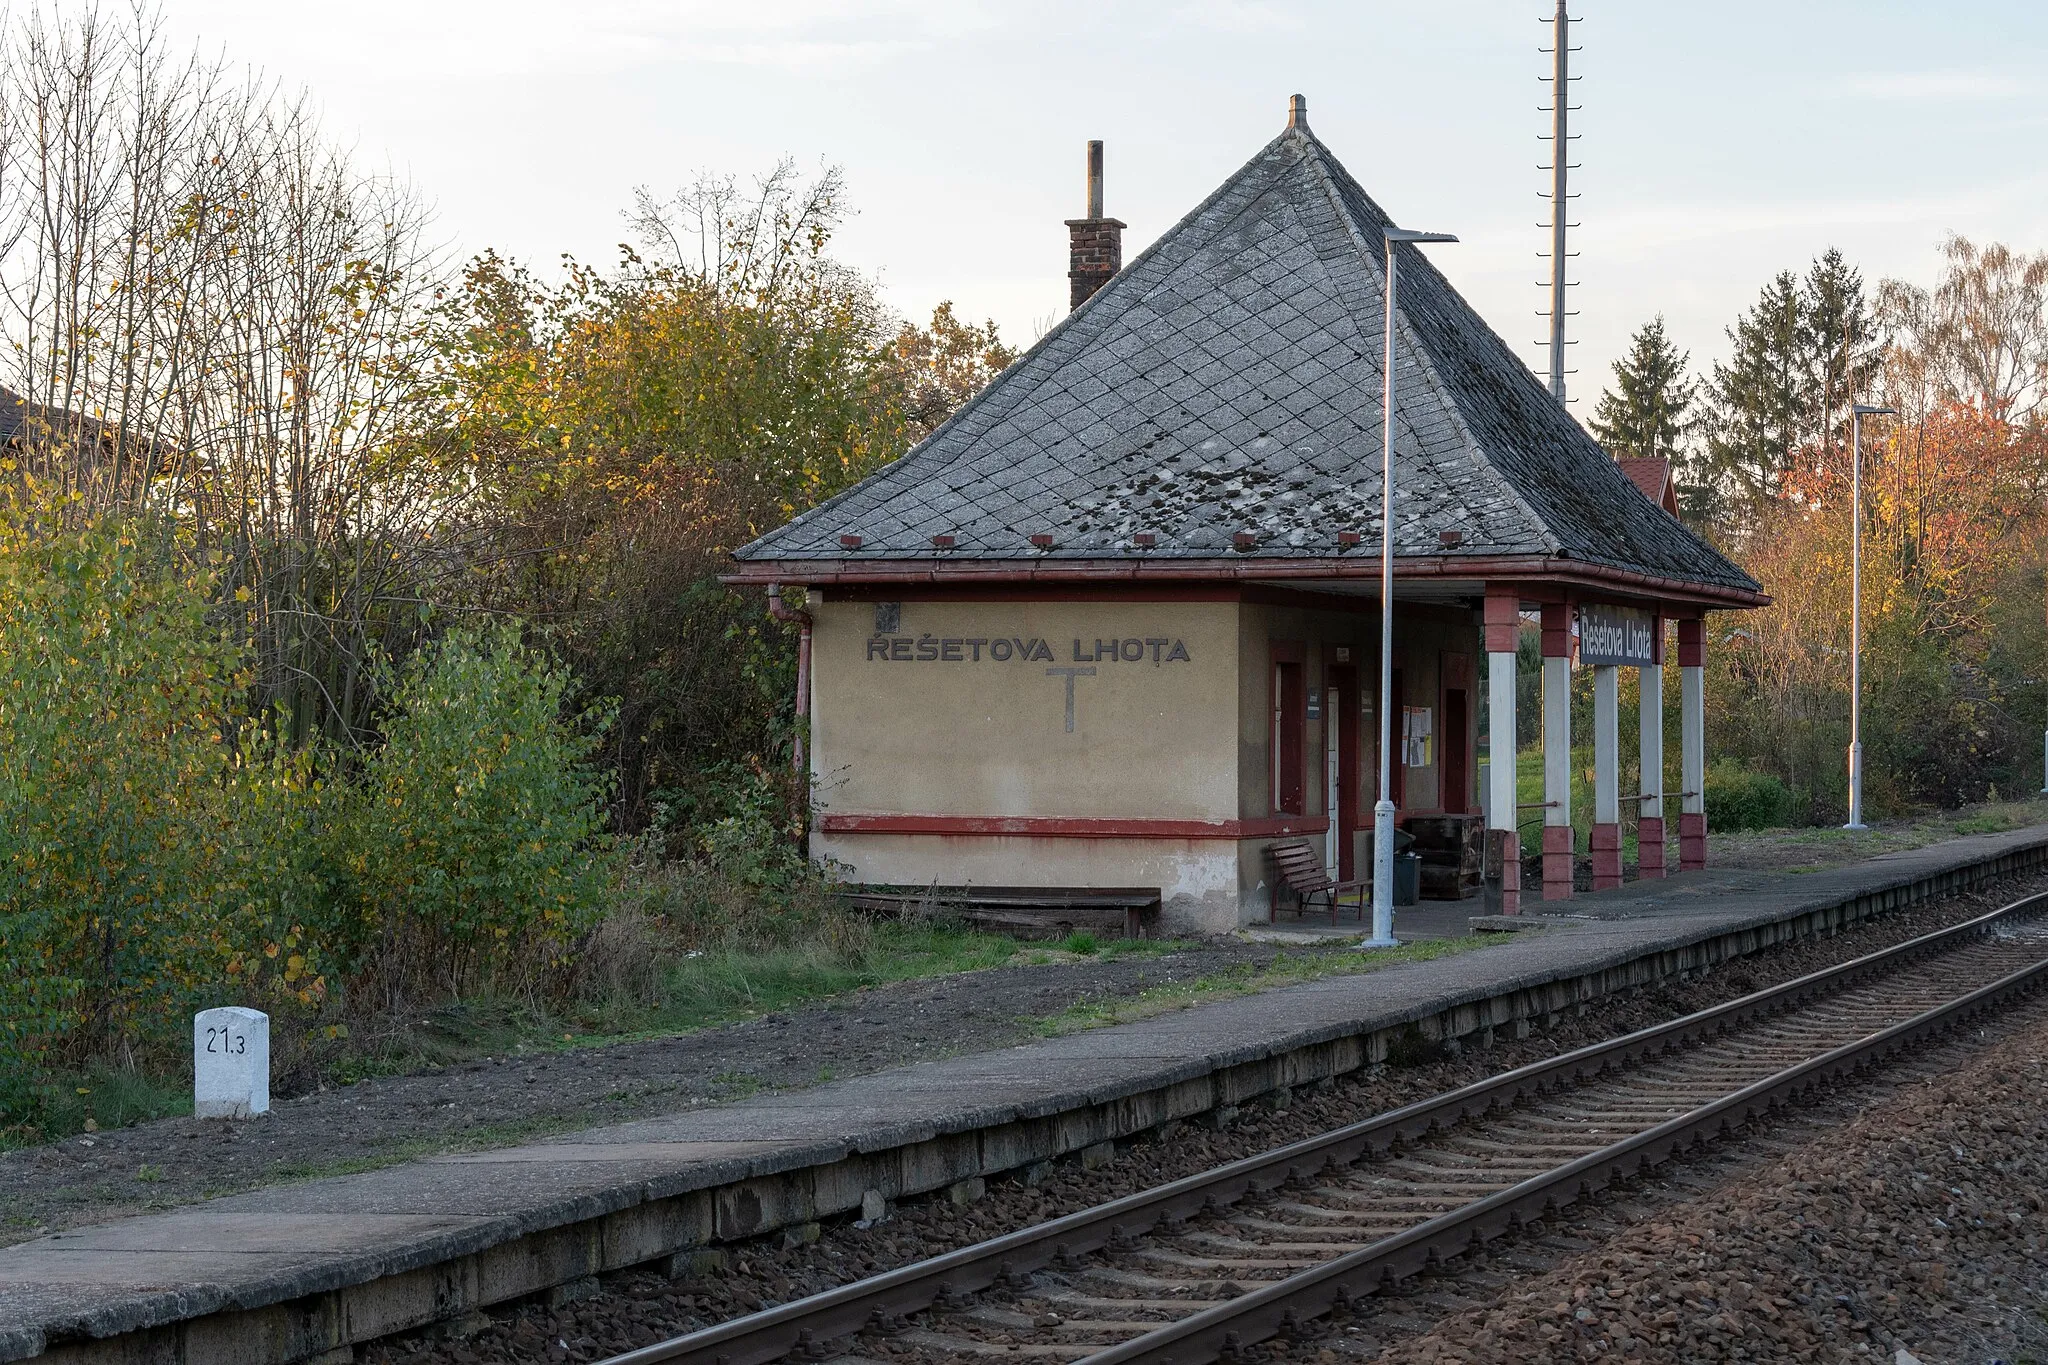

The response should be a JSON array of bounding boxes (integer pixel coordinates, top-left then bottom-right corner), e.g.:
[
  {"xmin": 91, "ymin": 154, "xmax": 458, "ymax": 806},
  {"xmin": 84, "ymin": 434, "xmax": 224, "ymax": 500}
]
[{"xmin": 140, "ymin": 0, "xmax": 2048, "ymax": 410}]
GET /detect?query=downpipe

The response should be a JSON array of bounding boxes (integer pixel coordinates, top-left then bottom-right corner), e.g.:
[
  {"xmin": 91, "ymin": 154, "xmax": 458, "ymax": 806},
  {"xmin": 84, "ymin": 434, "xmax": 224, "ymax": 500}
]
[{"xmin": 765, "ymin": 584, "xmax": 812, "ymax": 777}]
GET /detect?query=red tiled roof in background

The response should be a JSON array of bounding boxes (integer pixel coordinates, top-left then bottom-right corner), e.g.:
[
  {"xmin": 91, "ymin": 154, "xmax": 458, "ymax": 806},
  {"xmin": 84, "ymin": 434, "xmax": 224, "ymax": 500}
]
[{"xmin": 1617, "ymin": 457, "xmax": 1678, "ymax": 515}]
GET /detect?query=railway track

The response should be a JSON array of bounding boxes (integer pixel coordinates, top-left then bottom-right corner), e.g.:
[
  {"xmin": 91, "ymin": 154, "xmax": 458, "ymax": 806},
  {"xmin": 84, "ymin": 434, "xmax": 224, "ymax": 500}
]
[{"xmin": 603, "ymin": 891, "xmax": 2048, "ymax": 1365}]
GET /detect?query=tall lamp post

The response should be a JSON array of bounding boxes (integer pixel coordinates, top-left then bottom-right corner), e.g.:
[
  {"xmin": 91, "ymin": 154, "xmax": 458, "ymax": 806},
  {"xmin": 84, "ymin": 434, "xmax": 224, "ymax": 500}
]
[
  {"xmin": 1366, "ymin": 225, "xmax": 1458, "ymax": 949},
  {"xmin": 1845, "ymin": 402, "xmax": 1895, "ymax": 831}
]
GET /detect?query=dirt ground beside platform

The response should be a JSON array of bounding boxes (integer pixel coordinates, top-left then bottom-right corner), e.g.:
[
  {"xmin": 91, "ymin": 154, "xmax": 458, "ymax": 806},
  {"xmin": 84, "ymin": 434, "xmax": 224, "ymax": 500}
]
[
  {"xmin": 1705, "ymin": 797, "xmax": 2048, "ymax": 873},
  {"xmin": 7, "ymin": 855, "xmax": 2047, "ymax": 1252},
  {"xmin": 0, "ymin": 937, "xmax": 1333, "ymax": 1244},
  {"xmin": 1543, "ymin": 800, "xmax": 2048, "ymax": 890}
]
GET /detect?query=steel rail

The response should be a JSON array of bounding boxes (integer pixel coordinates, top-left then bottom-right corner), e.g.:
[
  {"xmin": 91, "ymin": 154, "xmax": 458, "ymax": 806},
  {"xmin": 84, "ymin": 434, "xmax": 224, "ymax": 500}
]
[
  {"xmin": 1080, "ymin": 932, "xmax": 2048, "ymax": 1363},
  {"xmin": 602, "ymin": 890, "xmax": 2048, "ymax": 1365}
]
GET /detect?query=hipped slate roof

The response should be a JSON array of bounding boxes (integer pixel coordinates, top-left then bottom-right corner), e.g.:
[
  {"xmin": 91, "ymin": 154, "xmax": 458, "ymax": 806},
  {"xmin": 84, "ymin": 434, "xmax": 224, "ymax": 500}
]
[{"xmin": 735, "ymin": 117, "xmax": 1759, "ymax": 599}]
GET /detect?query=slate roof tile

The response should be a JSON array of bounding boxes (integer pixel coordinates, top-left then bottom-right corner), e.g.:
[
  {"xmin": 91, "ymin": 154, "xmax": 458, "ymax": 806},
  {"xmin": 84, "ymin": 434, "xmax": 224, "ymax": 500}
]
[{"xmin": 740, "ymin": 122, "xmax": 1756, "ymax": 592}]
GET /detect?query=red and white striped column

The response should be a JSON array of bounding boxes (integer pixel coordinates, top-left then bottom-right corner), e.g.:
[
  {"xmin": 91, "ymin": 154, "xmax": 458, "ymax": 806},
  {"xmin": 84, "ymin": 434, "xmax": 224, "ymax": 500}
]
[
  {"xmin": 1678, "ymin": 616, "xmax": 1707, "ymax": 872},
  {"xmin": 1590, "ymin": 660, "xmax": 1622, "ymax": 891},
  {"xmin": 1541, "ymin": 600, "xmax": 1574, "ymax": 900},
  {"xmin": 1484, "ymin": 587, "xmax": 1521, "ymax": 913},
  {"xmin": 1636, "ymin": 616, "xmax": 1667, "ymax": 879}
]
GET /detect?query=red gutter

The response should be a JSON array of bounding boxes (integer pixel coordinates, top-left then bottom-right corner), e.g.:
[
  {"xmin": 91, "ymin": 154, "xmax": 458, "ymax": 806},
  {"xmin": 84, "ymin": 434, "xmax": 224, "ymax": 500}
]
[{"xmin": 726, "ymin": 555, "xmax": 1768, "ymax": 610}]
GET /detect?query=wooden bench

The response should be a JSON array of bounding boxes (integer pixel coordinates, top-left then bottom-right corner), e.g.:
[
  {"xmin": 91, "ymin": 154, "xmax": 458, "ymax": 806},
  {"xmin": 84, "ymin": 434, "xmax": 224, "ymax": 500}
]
[
  {"xmin": 1266, "ymin": 839, "xmax": 1369, "ymax": 923},
  {"xmin": 834, "ymin": 885, "xmax": 1160, "ymax": 939}
]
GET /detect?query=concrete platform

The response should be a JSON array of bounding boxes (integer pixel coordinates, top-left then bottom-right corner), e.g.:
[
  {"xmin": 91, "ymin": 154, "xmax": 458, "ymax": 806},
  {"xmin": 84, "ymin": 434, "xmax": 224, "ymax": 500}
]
[
  {"xmin": 1248, "ymin": 899, "xmax": 1481, "ymax": 942},
  {"xmin": 6, "ymin": 825, "xmax": 2047, "ymax": 1364}
]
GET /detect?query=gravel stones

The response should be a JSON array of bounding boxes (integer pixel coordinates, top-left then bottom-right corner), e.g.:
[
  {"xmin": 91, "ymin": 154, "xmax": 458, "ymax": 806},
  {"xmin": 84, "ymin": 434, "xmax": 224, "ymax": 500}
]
[{"xmin": 1379, "ymin": 1011, "xmax": 2048, "ymax": 1364}]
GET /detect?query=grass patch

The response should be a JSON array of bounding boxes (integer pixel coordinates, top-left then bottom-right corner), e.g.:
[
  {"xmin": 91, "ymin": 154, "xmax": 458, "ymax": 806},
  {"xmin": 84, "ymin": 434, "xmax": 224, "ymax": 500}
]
[
  {"xmin": 1036, "ymin": 935, "xmax": 1496, "ymax": 1036},
  {"xmin": 341, "ymin": 920, "xmax": 1028, "ymax": 1070},
  {"xmin": 608, "ymin": 921, "xmax": 1021, "ymax": 1037},
  {"xmin": 1954, "ymin": 811, "xmax": 2020, "ymax": 836},
  {"xmin": 1, "ymin": 1063, "xmax": 190, "ymax": 1148}
]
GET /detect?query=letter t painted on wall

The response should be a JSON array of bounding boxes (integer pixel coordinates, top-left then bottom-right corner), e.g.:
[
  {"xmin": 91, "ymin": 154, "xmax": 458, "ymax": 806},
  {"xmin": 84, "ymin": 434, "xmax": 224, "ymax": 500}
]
[{"xmin": 1044, "ymin": 666, "xmax": 1097, "ymax": 733}]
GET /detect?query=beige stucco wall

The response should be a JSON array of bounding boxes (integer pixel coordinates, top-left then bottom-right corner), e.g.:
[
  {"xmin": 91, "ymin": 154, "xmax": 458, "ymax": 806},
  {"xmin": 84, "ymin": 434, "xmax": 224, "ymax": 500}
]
[
  {"xmin": 809, "ymin": 596, "xmax": 1246, "ymax": 930},
  {"xmin": 812, "ymin": 597, "xmax": 1240, "ymax": 819},
  {"xmin": 806, "ymin": 591, "xmax": 1482, "ymax": 933}
]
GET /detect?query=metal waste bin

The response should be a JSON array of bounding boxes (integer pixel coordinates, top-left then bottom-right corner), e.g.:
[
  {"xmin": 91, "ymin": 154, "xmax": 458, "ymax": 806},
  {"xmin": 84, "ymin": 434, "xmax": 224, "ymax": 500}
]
[
  {"xmin": 1393, "ymin": 850, "xmax": 1422, "ymax": 907},
  {"xmin": 1365, "ymin": 828, "xmax": 1422, "ymax": 909}
]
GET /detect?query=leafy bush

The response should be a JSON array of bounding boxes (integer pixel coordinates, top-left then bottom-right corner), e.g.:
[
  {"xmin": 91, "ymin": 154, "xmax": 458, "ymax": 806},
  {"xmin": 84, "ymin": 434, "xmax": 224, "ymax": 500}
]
[
  {"xmin": 1703, "ymin": 759, "xmax": 1803, "ymax": 832},
  {"xmin": 323, "ymin": 625, "xmax": 615, "ymax": 1001},
  {"xmin": 0, "ymin": 507, "xmax": 356, "ymax": 1124},
  {"xmin": 651, "ymin": 759, "xmax": 811, "ymax": 891},
  {"xmin": 0, "ymin": 508, "xmax": 247, "ymax": 1075}
]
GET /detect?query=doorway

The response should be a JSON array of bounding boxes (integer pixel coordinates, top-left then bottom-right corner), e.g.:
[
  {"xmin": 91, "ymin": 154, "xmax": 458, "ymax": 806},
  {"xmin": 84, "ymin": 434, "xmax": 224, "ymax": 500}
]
[{"xmin": 1443, "ymin": 686, "xmax": 1470, "ymax": 815}]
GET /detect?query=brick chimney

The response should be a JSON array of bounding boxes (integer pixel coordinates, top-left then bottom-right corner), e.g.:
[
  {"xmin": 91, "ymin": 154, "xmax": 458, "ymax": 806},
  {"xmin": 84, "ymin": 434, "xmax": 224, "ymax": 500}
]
[{"xmin": 1065, "ymin": 140, "xmax": 1125, "ymax": 311}]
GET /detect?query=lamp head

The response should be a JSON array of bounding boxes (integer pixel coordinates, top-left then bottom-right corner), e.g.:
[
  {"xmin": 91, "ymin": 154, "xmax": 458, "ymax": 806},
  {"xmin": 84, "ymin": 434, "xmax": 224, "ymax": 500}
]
[
  {"xmin": 1385, "ymin": 228, "xmax": 1458, "ymax": 244},
  {"xmin": 1851, "ymin": 404, "xmax": 1897, "ymax": 417}
]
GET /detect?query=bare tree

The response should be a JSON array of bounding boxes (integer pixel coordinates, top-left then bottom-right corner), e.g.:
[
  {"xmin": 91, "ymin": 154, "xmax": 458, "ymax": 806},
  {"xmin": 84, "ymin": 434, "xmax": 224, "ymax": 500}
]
[
  {"xmin": 1881, "ymin": 235, "xmax": 2048, "ymax": 425},
  {"xmin": 0, "ymin": 3, "xmax": 460, "ymax": 746}
]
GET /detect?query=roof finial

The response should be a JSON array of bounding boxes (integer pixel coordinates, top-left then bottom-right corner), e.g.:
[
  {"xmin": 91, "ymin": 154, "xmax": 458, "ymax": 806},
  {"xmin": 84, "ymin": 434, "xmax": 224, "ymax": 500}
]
[{"xmin": 1288, "ymin": 94, "xmax": 1308, "ymax": 130}]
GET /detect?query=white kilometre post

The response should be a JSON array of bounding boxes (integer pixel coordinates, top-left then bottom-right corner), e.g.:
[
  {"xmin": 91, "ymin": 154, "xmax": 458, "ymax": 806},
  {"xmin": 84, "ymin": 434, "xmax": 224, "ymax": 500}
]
[{"xmin": 194, "ymin": 1007, "xmax": 269, "ymax": 1119}]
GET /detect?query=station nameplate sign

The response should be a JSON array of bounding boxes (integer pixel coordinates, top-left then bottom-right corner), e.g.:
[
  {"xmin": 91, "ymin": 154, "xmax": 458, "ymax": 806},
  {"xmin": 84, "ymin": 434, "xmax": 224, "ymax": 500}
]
[
  {"xmin": 1577, "ymin": 605, "xmax": 1658, "ymax": 667},
  {"xmin": 866, "ymin": 635, "xmax": 1192, "ymax": 664}
]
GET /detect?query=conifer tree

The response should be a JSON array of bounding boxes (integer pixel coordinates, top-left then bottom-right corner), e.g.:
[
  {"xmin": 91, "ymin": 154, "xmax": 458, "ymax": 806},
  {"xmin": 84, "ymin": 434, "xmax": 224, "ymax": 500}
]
[
  {"xmin": 1705, "ymin": 251, "xmax": 1885, "ymax": 516},
  {"xmin": 1801, "ymin": 248, "xmax": 1885, "ymax": 475},
  {"xmin": 1707, "ymin": 270, "xmax": 1807, "ymax": 507},
  {"xmin": 1590, "ymin": 315, "xmax": 1697, "ymax": 460}
]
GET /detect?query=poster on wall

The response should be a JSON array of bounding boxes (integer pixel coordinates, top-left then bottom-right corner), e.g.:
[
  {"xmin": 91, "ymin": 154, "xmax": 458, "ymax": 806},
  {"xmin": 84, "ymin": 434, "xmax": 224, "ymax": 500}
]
[{"xmin": 1403, "ymin": 706, "xmax": 1434, "ymax": 767}]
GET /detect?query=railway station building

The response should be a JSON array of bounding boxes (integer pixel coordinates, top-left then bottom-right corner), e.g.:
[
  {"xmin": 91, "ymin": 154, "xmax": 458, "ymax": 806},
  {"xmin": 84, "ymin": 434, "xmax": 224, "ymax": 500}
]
[{"xmin": 728, "ymin": 98, "xmax": 1764, "ymax": 933}]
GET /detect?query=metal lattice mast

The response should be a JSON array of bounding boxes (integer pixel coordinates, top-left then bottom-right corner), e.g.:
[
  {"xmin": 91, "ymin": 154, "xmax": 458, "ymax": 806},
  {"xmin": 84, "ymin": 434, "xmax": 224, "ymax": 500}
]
[{"xmin": 1538, "ymin": 0, "xmax": 1579, "ymax": 404}]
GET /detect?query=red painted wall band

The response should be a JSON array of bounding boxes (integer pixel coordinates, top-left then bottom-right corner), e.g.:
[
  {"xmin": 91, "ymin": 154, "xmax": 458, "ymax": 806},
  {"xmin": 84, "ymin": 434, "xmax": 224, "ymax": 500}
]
[{"xmin": 818, "ymin": 813, "xmax": 1332, "ymax": 840}]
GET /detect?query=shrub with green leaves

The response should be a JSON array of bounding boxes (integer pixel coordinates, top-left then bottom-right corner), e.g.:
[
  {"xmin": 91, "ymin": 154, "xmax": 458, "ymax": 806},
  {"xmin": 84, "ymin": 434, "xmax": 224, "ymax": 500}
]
[
  {"xmin": 0, "ymin": 507, "xmax": 255, "ymax": 1072},
  {"xmin": 653, "ymin": 759, "xmax": 812, "ymax": 892},
  {"xmin": 324, "ymin": 626, "xmax": 615, "ymax": 999},
  {"xmin": 1703, "ymin": 758, "xmax": 1803, "ymax": 832}
]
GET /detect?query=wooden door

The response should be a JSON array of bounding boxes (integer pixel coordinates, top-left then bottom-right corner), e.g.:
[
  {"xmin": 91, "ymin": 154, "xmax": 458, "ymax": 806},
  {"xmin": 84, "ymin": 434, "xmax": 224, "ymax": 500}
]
[{"xmin": 1443, "ymin": 686, "xmax": 1470, "ymax": 815}]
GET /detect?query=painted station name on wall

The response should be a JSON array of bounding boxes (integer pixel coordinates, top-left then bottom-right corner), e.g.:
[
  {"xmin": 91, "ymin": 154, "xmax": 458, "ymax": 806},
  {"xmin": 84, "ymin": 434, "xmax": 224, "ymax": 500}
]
[
  {"xmin": 1577, "ymin": 604, "xmax": 1658, "ymax": 668},
  {"xmin": 866, "ymin": 636, "xmax": 1194, "ymax": 663}
]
